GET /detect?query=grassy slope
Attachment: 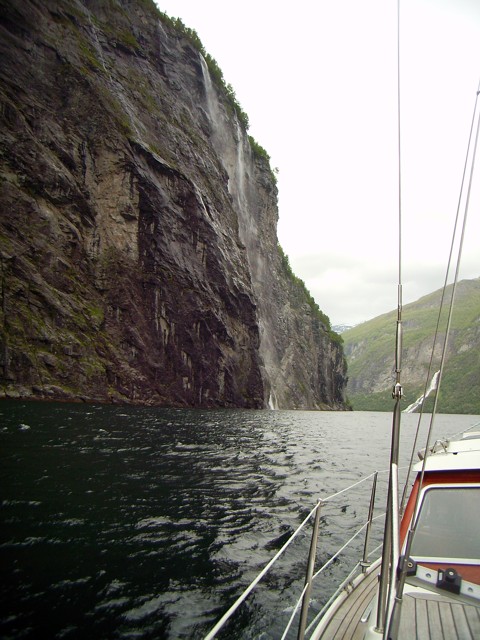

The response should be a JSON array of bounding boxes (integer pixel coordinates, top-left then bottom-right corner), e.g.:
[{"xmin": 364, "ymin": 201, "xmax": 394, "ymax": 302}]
[{"xmin": 343, "ymin": 278, "xmax": 480, "ymax": 414}]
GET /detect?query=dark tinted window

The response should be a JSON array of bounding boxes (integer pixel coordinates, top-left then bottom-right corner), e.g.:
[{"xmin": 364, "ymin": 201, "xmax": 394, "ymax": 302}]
[{"xmin": 410, "ymin": 486, "xmax": 480, "ymax": 560}]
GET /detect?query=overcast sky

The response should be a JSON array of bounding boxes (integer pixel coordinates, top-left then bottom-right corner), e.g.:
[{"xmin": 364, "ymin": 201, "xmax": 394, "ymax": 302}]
[{"xmin": 154, "ymin": 0, "xmax": 480, "ymax": 326}]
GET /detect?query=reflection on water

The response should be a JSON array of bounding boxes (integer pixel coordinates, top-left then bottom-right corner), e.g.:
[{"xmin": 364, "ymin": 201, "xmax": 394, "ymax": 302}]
[{"xmin": 1, "ymin": 402, "xmax": 477, "ymax": 639}]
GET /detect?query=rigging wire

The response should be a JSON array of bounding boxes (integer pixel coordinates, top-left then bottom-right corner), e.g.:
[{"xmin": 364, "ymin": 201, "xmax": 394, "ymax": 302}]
[
  {"xmin": 400, "ymin": 79, "xmax": 480, "ymax": 514},
  {"xmin": 417, "ymin": 77, "xmax": 480, "ymax": 502},
  {"xmin": 389, "ymin": 79, "xmax": 480, "ymax": 640},
  {"xmin": 376, "ymin": 1, "xmax": 403, "ymax": 635}
]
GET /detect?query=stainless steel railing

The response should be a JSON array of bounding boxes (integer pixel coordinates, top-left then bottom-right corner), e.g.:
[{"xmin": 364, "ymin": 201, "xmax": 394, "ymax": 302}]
[{"xmin": 205, "ymin": 470, "xmax": 388, "ymax": 640}]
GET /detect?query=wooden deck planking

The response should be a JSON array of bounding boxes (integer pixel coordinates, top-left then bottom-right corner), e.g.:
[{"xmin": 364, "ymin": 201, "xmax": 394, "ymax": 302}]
[
  {"xmin": 334, "ymin": 576, "xmax": 377, "ymax": 640},
  {"xmin": 317, "ymin": 569, "xmax": 378, "ymax": 640},
  {"xmin": 316, "ymin": 577, "xmax": 480, "ymax": 640},
  {"xmin": 397, "ymin": 596, "xmax": 417, "ymax": 639},
  {"xmin": 397, "ymin": 595, "xmax": 480, "ymax": 640},
  {"xmin": 440, "ymin": 602, "xmax": 458, "ymax": 638},
  {"xmin": 424, "ymin": 599, "xmax": 441, "ymax": 639},
  {"xmin": 452, "ymin": 602, "xmax": 474, "ymax": 639},
  {"xmin": 415, "ymin": 597, "xmax": 430, "ymax": 639},
  {"xmin": 464, "ymin": 605, "xmax": 480, "ymax": 638}
]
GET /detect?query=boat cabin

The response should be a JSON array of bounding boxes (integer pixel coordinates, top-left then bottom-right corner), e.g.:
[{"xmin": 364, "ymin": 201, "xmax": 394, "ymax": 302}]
[{"xmin": 400, "ymin": 432, "xmax": 480, "ymax": 592}]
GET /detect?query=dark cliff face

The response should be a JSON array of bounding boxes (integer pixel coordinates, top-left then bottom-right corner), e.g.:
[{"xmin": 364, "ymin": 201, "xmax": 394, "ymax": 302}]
[{"xmin": 0, "ymin": 0, "xmax": 348, "ymax": 409}]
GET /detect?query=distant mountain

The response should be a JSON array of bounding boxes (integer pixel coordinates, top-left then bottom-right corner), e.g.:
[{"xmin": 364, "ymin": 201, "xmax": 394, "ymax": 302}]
[
  {"xmin": 342, "ymin": 278, "xmax": 480, "ymax": 414},
  {"xmin": 332, "ymin": 324, "xmax": 354, "ymax": 334}
]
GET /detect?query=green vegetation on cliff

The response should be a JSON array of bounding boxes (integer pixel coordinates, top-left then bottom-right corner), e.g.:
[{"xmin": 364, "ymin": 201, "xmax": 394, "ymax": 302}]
[
  {"xmin": 277, "ymin": 245, "xmax": 343, "ymax": 346},
  {"xmin": 152, "ymin": 7, "xmax": 277, "ymax": 176}
]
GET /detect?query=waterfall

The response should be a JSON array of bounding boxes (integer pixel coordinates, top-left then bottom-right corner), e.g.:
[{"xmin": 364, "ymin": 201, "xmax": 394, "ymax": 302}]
[
  {"xmin": 200, "ymin": 55, "xmax": 249, "ymax": 212},
  {"xmin": 233, "ymin": 120, "xmax": 248, "ymax": 212},
  {"xmin": 199, "ymin": 55, "xmax": 217, "ymax": 121},
  {"xmin": 268, "ymin": 390, "xmax": 278, "ymax": 410},
  {"xmin": 403, "ymin": 370, "xmax": 441, "ymax": 413},
  {"xmin": 199, "ymin": 56, "xmax": 247, "ymax": 210},
  {"xmin": 198, "ymin": 52, "xmax": 277, "ymax": 409}
]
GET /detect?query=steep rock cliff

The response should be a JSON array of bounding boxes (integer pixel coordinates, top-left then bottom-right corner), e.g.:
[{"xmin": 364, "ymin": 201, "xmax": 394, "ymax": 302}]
[{"xmin": 0, "ymin": 0, "xmax": 348, "ymax": 409}]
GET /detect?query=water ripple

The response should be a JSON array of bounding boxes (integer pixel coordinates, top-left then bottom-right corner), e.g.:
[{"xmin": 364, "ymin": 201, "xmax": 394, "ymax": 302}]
[{"xmin": 1, "ymin": 402, "xmax": 475, "ymax": 639}]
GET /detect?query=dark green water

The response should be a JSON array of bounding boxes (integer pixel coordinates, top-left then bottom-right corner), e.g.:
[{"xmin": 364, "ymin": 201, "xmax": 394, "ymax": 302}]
[{"xmin": 1, "ymin": 402, "xmax": 477, "ymax": 639}]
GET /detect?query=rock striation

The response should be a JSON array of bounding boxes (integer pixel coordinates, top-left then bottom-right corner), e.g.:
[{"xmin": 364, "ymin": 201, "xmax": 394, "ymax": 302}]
[{"xmin": 0, "ymin": 0, "xmax": 348, "ymax": 409}]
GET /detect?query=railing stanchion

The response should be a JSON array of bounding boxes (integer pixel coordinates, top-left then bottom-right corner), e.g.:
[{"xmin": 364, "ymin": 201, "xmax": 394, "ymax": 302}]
[
  {"xmin": 297, "ymin": 500, "xmax": 322, "ymax": 640},
  {"xmin": 361, "ymin": 471, "xmax": 378, "ymax": 572}
]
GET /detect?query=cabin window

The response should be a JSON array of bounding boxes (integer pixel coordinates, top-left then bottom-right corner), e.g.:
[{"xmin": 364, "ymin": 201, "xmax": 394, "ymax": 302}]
[{"xmin": 410, "ymin": 485, "xmax": 480, "ymax": 562}]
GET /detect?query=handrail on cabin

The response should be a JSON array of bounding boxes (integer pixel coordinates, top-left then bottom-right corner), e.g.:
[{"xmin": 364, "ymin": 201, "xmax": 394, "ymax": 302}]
[{"xmin": 204, "ymin": 470, "xmax": 386, "ymax": 640}]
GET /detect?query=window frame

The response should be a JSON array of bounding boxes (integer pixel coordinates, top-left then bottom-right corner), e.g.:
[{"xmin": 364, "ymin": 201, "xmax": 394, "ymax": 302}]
[{"xmin": 407, "ymin": 482, "xmax": 480, "ymax": 566}]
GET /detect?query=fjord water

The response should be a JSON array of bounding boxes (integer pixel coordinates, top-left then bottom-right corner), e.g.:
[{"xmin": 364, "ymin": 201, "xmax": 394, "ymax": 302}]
[{"xmin": 1, "ymin": 403, "xmax": 477, "ymax": 639}]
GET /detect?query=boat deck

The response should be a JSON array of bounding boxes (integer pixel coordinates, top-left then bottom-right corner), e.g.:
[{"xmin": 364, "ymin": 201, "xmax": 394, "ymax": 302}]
[
  {"xmin": 315, "ymin": 568, "xmax": 378, "ymax": 640},
  {"xmin": 396, "ymin": 593, "xmax": 480, "ymax": 640},
  {"xmin": 316, "ymin": 572, "xmax": 480, "ymax": 640}
]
